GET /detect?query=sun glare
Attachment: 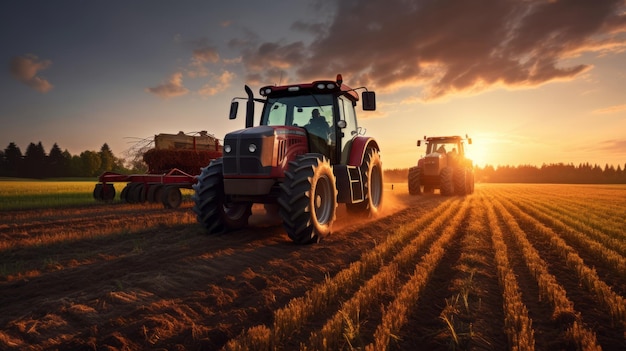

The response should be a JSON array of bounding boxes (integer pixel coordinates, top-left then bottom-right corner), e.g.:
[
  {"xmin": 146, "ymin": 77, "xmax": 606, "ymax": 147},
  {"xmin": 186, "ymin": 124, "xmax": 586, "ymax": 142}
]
[{"xmin": 467, "ymin": 143, "xmax": 488, "ymax": 167}]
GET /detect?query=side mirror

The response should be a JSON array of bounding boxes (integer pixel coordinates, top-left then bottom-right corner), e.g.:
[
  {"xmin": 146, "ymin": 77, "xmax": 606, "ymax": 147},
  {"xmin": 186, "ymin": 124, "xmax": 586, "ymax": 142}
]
[
  {"xmin": 229, "ymin": 101, "xmax": 239, "ymax": 120},
  {"xmin": 468, "ymin": 138, "xmax": 473, "ymax": 145},
  {"xmin": 417, "ymin": 140, "xmax": 421, "ymax": 147},
  {"xmin": 337, "ymin": 120, "xmax": 347, "ymax": 129},
  {"xmin": 362, "ymin": 91, "xmax": 376, "ymax": 111}
]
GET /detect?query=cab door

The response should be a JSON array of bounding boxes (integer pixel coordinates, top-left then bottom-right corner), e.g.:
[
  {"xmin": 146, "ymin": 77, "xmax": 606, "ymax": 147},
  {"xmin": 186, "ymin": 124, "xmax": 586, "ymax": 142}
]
[{"xmin": 337, "ymin": 95, "xmax": 358, "ymax": 164}]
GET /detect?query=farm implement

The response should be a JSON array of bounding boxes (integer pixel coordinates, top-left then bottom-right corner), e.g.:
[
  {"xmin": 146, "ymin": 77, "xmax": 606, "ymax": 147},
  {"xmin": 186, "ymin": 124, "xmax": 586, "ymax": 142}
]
[{"xmin": 93, "ymin": 131, "xmax": 222, "ymax": 208}]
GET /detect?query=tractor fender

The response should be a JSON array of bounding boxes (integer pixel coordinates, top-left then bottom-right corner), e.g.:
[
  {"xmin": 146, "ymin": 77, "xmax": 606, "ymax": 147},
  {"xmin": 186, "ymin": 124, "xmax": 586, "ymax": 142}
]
[{"xmin": 348, "ymin": 136, "xmax": 380, "ymax": 167}]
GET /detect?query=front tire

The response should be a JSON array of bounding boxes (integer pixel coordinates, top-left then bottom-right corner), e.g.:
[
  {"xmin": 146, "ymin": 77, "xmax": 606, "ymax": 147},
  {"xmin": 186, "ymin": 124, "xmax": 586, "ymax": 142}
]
[
  {"xmin": 278, "ymin": 154, "xmax": 337, "ymax": 244},
  {"xmin": 193, "ymin": 159, "xmax": 252, "ymax": 234}
]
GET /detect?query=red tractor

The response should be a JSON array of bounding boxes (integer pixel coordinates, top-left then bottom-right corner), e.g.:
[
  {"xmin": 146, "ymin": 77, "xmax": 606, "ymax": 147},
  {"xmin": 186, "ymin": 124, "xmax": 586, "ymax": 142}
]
[
  {"xmin": 193, "ymin": 75, "xmax": 383, "ymax": 244},
  {"xmin": 408, "ymin": 135, "xmax": 474, "ymax": 196}
]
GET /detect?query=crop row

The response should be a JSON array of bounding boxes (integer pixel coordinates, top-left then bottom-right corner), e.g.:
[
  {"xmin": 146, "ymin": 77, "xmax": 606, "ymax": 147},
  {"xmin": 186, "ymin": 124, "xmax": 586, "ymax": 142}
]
[
  {"xmin": 488, "ymin": 188, "xmax": 626, "ymax": 286},
  {"xmin": 480, "ymin": 194, "xmax": 535, "ymax": 350},
  {"xmin": 495, "ymin": 195, "xmax": 626, "ymax": 329},
  {"xmin": 226, "ymin": 197, "xmax": 471, "ymax": 350},
  {"xmin": 489, "ymin": 194, "xmax": 602, "ymax": 349},
  {"xmin": 493, "ymin": 185, "xmax": 625, "ymax": 242}
]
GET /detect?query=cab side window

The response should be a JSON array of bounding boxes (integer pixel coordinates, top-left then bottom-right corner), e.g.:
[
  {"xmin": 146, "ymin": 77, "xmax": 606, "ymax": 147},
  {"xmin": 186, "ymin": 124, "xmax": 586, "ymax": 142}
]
[
  {"xmin": 267, "ymin": 102, "xmax": 287, "ymax": 126},
  {"xmin": 338, "ymin": 96, "xmax": 358, "ymax": 163}
]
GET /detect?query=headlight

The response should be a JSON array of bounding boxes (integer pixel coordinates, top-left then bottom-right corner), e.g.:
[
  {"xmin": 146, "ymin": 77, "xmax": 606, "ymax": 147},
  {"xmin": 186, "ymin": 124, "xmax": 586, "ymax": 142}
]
[
  {"xmin": 224, "ymin": 145, "xmax": 231, "ymax": 153},
  {"xmin": 248, "ymin": 144, "xmax": 257, "ymax": 153}
]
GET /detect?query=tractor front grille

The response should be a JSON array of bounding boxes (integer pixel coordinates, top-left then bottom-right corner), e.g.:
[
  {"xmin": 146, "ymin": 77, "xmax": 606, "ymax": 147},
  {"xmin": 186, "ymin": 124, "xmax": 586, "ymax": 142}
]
[{"xmin": 222, "ymin": 127, "xmax": 274, "ymax": 177}]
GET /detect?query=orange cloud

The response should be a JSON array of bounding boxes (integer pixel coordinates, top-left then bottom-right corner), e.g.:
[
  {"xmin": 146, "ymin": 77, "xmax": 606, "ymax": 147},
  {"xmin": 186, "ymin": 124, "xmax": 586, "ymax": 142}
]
[
  {"xmin": 198, "ymin": 71, "xmax": 235, "ymax": 96},
  {"xmin": 193, "ymin": 47, "xmax": 220, "ymax": 63},
  {"xmin": 10, "ymin": 54, "xmax": 53, "ymax": 93},
  {"xmin": 598, "ymin": 139, "xmax": 626, "ymax": 154},
  {"xmin": 593, "ymin": 104, "xmax": 626, "ymax": 114},
  {"xmin": 187, "ymin": 46, "xmax": 222, "ymax": 78},
  {"xmin": 146, "ymin": 72, "xmax": 189, "ymax": 99}
]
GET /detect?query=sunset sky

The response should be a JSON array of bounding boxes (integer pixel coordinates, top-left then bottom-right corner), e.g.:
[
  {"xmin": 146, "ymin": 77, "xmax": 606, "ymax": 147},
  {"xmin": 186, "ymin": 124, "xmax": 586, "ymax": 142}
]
[{"xmin": 2, "ymin": 0, "xmax": 626, "ymax": 169}]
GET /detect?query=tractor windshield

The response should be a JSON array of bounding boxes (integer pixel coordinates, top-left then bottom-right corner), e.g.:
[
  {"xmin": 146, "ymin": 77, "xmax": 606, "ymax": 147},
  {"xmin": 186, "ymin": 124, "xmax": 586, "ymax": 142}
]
[
  {"xmin": 428, "ymin": 141, "xmax": 462, "ymax": 157},
  {"xmin": 261, "ymin": 94, "xmax": 334, "ymax": 129}
]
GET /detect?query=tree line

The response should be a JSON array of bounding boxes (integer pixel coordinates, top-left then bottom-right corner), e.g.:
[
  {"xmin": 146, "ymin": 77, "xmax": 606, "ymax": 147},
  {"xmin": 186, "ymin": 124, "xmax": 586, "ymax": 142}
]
[
  {"xmin": 475, "ymin": 162, "xmax": 626, "ymax": 184},
  {"xmin": 384, "ymin": 162, "xmax": 626, "ymax": 184},
  {"xmin": 0, "ymin": 141, "xmax": 144, "ymax": 179}
]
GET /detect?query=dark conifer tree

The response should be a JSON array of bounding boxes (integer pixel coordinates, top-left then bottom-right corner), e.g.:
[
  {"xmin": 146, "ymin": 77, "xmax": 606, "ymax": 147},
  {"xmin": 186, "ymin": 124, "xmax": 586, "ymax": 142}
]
[
  {"xmin": 3, "ymin": 142, "xmax": 23, "ymax": 177},
  {"xmin": 24, "ymin": 142, "xmax": 46, "ymax": 178}
]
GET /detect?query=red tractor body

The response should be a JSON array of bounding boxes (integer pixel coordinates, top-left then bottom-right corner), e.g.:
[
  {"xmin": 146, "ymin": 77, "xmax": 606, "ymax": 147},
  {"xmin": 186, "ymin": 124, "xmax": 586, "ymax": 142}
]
[{"xmin": 193, "ymin": 75, "xmax": 383, "ymax": 243}]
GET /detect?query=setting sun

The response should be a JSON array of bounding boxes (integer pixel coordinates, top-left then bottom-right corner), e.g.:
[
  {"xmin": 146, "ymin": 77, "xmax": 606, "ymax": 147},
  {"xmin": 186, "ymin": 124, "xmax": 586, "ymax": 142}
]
[{"xmin": 467, "ymin": 142, "xmax": 489, "ymax": 168}]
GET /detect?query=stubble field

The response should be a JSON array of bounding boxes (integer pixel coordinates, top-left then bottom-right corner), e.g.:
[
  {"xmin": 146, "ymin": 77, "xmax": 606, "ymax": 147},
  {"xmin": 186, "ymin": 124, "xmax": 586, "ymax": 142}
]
[{"xmin": 1, "ymin": 183, "xmax": 625, "ymax": 350}]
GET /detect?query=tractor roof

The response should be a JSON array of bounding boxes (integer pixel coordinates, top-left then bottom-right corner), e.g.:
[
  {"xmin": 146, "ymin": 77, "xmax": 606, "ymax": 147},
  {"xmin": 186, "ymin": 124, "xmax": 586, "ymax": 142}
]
[
  {"xmin": 259, "ymin": 75, "xmax": 359, "ymax": 101},
  {"xmin": 425, "ymin": 136, "xmax": 465, "ymax": 142}
]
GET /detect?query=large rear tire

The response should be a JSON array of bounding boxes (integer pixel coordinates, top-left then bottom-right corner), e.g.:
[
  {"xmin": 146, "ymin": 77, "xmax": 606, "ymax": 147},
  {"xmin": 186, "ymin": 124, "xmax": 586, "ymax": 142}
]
[
  {"xmin": 454, "ymin": 167, "xmax": 467, "ymax": 196},
  {"xmin": 466, "ymin": 170, "xmax": 475, "ymax": 194},
  {"xmin": 193, "ymin": 159, "xmax": 252, "ymax": 234},
  {"xmin": 408, "ymin": 166, "xmax": 422, "ymax": 195},
  {"xmin": 278, "ymin": 154, "xmax": 337, "ymax": 244},
  {"xmin": 440, "ymin": 167, "xmax": 455, "ymax": 196}
]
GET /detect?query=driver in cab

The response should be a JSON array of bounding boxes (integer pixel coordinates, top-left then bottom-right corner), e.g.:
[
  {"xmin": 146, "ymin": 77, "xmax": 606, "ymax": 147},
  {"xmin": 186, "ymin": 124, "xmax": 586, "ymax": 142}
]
[
  {"xmin": 304, "ymin": 108, "xmax": 332, "ymax": 154},
  {"xmin": 305, "ymin": 109, "xmax": 330, "ymax": 139}
]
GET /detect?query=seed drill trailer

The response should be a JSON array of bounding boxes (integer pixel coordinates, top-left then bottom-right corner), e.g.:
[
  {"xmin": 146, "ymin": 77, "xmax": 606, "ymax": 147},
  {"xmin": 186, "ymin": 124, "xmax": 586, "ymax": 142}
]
[{"xmin": 93, "ymin": 132, "xmax": 222, "ymax": 208}]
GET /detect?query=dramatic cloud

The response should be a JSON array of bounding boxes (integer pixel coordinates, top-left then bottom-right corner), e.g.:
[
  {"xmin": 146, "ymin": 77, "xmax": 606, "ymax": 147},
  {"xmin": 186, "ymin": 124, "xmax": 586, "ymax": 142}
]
[
  {"xmin": 146, "ymin": 72, "xmax": 189, "ymax": 99},
  {"xmin": 187, "ymin": 46, "xmax": 220, "ymax": 78},
  {"xmin": 241, "ymin": 41, "xmax": 307, "ymax": 85},
  {"xmin": 10, "ymin": 54, "xmax": 54, "ymax": 93},
  {"xmin": 239, "ymin": 0, "xmax": 626, "ymax": 100},
  {"xmin": 198, "ymin": 70, "xmax": 235, "ymax": 96}
]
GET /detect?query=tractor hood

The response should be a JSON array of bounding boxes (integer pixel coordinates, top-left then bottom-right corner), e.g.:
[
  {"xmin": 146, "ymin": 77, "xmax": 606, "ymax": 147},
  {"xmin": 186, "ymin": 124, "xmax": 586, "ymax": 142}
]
[
  {"xmin": 424, "ymin": 151, "xmax": 445, "ymax": 159},
  {"xmin": 421, "ymin": 151, "xmax": 446, "ymax": 176},
  {"xmin": 222, "ymin": 125, "xmax": 308, "ymax": 178}
]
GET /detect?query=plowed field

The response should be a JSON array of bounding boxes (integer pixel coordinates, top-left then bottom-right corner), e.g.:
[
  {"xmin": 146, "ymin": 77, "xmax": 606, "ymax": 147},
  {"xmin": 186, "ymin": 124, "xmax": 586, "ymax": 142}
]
[{"xmin": 1, "ymin": 184, "xmax": 625, "ymax": 350}]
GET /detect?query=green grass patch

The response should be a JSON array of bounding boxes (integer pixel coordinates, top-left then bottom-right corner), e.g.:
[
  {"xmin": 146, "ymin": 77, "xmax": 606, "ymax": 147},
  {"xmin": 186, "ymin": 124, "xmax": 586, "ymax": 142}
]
[
  {"xmin": 0, "ymin": 180, "xmax": 195, "ymax": 210},
  {"xmin": 0, "ymin": 180, "xmax": 126, "ymax": 210}
]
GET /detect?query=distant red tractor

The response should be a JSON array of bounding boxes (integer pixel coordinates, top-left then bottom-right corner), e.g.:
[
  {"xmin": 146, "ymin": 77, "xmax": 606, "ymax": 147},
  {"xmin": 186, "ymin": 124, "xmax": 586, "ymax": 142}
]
[
  {"xmin": 408, "ymin": 135, "xmax": 474, "ymax": 196},
  {"xmin": 193, "ymin": 74, "xmax": 383, "ymax": 244}
]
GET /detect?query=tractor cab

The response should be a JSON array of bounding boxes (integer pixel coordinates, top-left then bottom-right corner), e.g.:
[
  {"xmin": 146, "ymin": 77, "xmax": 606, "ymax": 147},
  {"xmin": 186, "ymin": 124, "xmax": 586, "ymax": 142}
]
[
  {"xmin": 421, "ymin": 136, "xmax": 471, "ymax": 166},
  {"xmin": 229, "ymin": 74, "xmax": 375, "ymax": 166}
]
